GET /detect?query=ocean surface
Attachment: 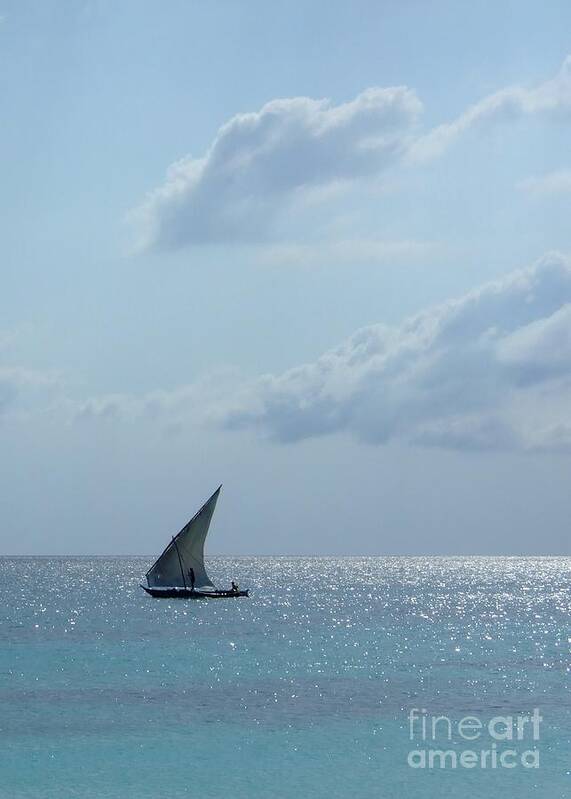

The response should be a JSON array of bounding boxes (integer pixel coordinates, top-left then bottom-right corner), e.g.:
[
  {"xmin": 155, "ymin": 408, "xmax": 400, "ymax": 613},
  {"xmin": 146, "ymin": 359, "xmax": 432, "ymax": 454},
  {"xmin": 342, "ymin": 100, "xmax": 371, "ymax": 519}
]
[{"xmin": 0, "ymin": 556, "xmax": 569, "ymax": 798}]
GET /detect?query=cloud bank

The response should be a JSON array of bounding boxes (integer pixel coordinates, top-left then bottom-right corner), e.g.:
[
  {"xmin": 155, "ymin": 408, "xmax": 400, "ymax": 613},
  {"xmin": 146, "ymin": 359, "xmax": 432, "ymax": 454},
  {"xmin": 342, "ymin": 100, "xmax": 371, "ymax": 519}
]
[
  {"xmin": 57, "ymin": 253, "xmax": 571, "ymax": 453},
  {"xmin": 216, "ymin": 253, "xmax": 571, "ymax": 451}
]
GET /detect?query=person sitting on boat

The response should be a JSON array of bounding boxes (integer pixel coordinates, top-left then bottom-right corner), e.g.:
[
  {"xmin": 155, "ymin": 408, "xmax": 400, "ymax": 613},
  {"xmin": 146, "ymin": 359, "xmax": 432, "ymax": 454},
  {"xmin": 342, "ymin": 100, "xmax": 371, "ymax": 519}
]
[
  {"xmin": 188, "ymin": 567, "xmax": 195, "ymax": 590},
  {"xmin": 231, "ymin": 580, "xmax": 239, "ymax": 592}
]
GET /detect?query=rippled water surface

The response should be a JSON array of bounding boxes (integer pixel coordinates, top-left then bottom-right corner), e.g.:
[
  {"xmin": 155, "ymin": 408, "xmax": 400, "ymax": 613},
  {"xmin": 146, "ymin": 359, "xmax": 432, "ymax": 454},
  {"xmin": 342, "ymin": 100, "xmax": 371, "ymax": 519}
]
[{"xmin": 0, "ymin": 557, "xmax": 569, "ymax": 798}]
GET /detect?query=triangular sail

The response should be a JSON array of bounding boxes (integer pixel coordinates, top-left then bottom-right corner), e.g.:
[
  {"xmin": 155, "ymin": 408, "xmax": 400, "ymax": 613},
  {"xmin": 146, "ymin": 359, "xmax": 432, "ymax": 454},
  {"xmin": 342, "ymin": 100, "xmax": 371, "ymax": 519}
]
[{"xmin": 146, "ymin": 486, "xmax": 221, "ymax": 590}]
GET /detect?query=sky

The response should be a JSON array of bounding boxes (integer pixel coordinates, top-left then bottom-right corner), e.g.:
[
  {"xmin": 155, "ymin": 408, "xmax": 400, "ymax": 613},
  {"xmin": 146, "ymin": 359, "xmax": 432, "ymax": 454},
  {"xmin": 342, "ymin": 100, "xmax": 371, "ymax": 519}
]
[{"xmin": 1, "ymin": 0, "xmax": 571, "ymax": 555}]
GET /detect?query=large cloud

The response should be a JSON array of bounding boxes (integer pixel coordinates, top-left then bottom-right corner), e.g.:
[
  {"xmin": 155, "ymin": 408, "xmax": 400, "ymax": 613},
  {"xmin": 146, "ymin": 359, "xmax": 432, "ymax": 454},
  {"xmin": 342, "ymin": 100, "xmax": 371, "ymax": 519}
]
[
  {"xmin": 132, "ymin": 87, "xmax": 422, "ymax": 250},
  {"xmin": 133, "ymin": 57, "xmax": 571, "ymax": 250},
  {"xmin": 216, "ymin": 253, "xmax": 571, "ymax": 451}
]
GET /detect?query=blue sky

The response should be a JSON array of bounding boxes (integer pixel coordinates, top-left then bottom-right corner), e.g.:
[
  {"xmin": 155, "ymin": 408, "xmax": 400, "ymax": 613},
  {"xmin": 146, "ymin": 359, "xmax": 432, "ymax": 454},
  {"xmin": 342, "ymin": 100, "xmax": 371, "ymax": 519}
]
[{"xmin": 1, "ymin": 1, "xmax": 571, "ymax": 555}]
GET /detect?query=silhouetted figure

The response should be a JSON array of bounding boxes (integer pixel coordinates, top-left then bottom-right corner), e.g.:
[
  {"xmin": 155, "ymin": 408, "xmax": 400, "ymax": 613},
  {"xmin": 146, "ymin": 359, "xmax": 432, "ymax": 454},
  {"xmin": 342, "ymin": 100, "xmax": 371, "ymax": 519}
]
[
  {"xmin": 188, "ymin": 567, "xmax": 195, "ymax": 590},
  {"xmin": 231, "ymin": 580, "xmax": 238, "ymax": 592}
]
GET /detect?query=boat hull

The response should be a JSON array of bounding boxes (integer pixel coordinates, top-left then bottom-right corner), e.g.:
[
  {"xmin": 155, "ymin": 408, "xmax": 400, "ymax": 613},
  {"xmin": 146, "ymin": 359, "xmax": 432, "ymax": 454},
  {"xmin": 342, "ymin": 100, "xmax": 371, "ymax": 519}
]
[{"xmin": 141, "ymin": 585, "xmax": 248, "ymax": 599}]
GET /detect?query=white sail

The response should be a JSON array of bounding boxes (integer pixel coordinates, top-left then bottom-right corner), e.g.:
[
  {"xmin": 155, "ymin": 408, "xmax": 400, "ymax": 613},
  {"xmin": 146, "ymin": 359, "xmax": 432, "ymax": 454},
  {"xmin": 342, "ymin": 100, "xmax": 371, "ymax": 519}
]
[{"xmin": 146, "ymin": 486, "xmax": 221, "ymax": 590}]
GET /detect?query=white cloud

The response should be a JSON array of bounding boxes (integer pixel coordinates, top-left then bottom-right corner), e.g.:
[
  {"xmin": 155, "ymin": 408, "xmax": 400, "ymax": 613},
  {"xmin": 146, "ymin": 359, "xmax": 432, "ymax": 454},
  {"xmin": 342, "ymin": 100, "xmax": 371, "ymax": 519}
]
[
  {"xmin": 132, "ymin": 57, "xmax": 571, "ymax": 249},
  {"xmin": 518, "ymin": 169, "xmax": 571, "ymax": 196},
  {"xmin": 215, "ymin": 252, "xmax": 571, "ymax": 451},
  {"xmin": 131, "ymin": 87, "xmax": 422, "ymax": 250},
  {"xmin": 409, "ymin": 56, "xmax": 571, "ymax": 162},
  {"xmin": 497, "ymin": 303, "xmax": 571, "ymax": 382}
]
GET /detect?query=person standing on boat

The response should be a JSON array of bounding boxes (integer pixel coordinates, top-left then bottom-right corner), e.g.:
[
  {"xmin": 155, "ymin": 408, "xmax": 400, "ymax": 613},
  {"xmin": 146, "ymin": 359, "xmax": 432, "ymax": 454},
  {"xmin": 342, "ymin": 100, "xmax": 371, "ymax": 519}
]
[{"xmin": 188, "ymin": 567, "xmax": 195, "ymax": 590}]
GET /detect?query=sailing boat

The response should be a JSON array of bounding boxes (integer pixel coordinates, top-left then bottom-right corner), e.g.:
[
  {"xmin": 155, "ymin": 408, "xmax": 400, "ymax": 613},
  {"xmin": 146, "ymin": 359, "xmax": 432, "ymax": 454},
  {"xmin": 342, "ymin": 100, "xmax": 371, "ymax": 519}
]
[{"xmin": 140, "ymin": 486, "xmax": 248, "ymax": 599}]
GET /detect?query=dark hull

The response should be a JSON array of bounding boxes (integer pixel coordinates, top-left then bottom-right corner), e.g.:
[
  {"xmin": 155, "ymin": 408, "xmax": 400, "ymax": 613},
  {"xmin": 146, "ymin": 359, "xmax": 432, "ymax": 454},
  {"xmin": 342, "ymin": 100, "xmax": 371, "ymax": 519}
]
[{"xmin": 141, "ymin": 585, "xmax": 248, "ymax": 599}]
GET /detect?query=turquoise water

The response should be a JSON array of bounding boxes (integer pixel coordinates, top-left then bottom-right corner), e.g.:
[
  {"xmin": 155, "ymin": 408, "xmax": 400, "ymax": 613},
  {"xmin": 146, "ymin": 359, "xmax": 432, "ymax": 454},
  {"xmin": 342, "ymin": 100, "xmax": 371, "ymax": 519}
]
[{"xmin": 0, "ymin": 557, "xmax": 569, "ymax": 798}]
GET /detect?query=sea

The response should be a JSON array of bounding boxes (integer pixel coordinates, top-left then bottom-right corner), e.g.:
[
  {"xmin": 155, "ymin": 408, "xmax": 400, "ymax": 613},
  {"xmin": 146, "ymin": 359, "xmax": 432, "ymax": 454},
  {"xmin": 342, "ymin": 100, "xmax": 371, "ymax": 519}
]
[{"xmin": 0, "ymin": 556, "xmax": 569, "ymax": 798}]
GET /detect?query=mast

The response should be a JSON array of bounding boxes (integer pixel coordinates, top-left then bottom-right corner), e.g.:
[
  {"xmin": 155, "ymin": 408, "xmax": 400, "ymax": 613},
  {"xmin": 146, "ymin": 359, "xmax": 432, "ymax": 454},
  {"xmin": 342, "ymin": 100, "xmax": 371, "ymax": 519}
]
[{"xmin": 172, "ymin": 536, "xmax": 187, "ymax": 589}]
